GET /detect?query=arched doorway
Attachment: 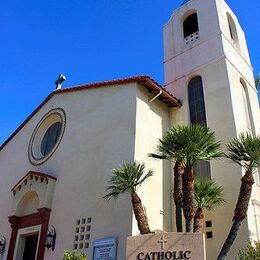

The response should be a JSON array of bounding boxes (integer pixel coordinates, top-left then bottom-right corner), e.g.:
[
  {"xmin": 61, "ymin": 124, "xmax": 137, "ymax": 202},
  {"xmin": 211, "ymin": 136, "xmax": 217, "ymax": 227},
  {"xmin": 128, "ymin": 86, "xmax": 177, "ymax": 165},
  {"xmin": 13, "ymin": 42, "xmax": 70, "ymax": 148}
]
[{"xmin": 7, "ymin": 171, "xmax": 56, "ymax": 260}]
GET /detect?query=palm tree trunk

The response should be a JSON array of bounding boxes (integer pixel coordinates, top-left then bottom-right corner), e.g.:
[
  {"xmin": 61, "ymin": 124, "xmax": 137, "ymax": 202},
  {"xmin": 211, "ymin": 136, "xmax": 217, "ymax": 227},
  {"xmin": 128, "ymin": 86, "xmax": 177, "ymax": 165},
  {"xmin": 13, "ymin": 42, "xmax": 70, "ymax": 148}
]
[
  {"xmin": 131, "ymin": 191, "xmax": 151, "ymax": 234},
  {"xmin": 193, "ymin": 208, "xmax": 204, "ymax": 232},
  {"xmin": 217, "ymin": 171, "xmax": 254, "ymax": 260},
  {"xmin": 217, "ymin": 219, "xmax": 241, "ymax": 260},
  {"xmin": 182, "ymin": 166, "xmax": 196, "ymax": 232},
  {"xmin": 175, "ymin": 204, "xmax": 183, "ymax": 233},
  {"xmin": 174, "ymin": 161, "xmax": 183, "ymax": 232}
]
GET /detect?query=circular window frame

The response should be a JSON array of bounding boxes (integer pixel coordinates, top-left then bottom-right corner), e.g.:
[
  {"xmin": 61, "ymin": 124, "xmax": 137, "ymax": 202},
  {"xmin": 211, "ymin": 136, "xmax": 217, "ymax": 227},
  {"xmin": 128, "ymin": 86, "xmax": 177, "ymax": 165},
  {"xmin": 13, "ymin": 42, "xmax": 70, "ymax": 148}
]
[{"xmin": 28, "ymin": 108, "xmax": 66, "ymax": 165}]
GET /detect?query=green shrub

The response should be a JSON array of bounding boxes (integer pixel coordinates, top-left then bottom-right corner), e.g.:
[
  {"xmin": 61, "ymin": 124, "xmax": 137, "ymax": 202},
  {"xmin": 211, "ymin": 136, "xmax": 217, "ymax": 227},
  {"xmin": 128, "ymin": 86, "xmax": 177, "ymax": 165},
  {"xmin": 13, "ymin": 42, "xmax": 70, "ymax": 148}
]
[
  {"xmin": 237, "ymin": 241, "xmax": 260, "ymax": 260},
  {"xmin": 63, "ymin": 250, "xmax": 87, "ymax": 260}
]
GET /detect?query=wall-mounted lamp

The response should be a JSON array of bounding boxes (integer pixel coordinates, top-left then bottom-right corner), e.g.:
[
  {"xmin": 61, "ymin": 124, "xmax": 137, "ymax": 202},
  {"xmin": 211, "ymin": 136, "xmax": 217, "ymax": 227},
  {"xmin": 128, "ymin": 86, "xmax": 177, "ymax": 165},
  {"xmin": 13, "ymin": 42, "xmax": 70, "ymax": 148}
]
[
  {"xmin": 0, "ymin": 236, "xmax": 6, "ymax": 256},
  {"xmin": 45, "ymin": 226, "xmax": 56, "ymax": 251}
]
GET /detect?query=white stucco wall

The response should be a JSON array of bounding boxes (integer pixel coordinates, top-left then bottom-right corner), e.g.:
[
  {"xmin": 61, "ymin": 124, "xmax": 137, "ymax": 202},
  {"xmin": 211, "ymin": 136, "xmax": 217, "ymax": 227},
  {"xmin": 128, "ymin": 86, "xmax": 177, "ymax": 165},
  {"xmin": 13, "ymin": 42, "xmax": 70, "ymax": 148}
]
[
  {"xmin": 0, "ymin": 82, "xmax": 173, "ymax": 259},
  {"xmin": 0, "ymin": 83, "xmax": 138, "ymax": 259},
  {"xmin": 133, "ymin": 86, "xmax": 171, "ymax": 234}
]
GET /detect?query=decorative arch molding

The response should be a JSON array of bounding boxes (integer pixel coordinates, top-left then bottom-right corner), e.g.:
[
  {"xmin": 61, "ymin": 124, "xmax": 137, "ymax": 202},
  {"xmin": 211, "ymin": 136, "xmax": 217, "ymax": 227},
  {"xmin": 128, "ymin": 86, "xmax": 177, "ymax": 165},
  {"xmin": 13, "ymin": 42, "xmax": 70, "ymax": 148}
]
[
  {"xmin": 7, "ymin": 171, "xmax": 56, "ymax": 260},
  {"xmin": 186, "ymin": 73, "xmax": 202, "ymax": 85},
  {"xmin": 181, "ymin": 9, "xmax": 197, "ymax": 22},
  {"xmin": 11, "ymin": 171, "xmax": 56, "ymax": 216},
  {"xmin": 16, "ymin": 190, "xmax": 39, "ymax": 217}
]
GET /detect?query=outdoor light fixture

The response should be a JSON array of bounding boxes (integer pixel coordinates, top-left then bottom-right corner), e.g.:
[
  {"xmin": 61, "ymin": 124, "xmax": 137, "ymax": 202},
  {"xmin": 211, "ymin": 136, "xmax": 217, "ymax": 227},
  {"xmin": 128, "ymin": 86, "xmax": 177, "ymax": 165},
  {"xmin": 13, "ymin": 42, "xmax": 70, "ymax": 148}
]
[
  {"xmin": 45, "ymin": 226, "xmax": 56, "ymax": 251},
  {"xmin": 0, "ymin": 236, "xmax": 6, "ymax": 256}
]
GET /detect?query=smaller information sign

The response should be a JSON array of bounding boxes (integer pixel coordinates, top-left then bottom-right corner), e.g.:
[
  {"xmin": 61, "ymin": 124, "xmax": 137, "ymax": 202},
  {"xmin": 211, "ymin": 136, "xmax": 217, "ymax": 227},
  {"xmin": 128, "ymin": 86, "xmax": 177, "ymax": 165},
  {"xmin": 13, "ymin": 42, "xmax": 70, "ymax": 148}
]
[{"xmin": 93, "ymin": 237, "xmax": 117, "ymax": 260}]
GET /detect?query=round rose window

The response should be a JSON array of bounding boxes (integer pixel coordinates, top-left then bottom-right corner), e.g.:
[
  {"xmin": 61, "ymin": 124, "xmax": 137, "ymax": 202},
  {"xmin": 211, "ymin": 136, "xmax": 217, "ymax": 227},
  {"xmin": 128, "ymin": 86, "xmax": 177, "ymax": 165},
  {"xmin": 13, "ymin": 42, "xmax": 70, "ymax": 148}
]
[{"xmin": 28, "ymin": 108, "xmax": 65, "ymax": 165}]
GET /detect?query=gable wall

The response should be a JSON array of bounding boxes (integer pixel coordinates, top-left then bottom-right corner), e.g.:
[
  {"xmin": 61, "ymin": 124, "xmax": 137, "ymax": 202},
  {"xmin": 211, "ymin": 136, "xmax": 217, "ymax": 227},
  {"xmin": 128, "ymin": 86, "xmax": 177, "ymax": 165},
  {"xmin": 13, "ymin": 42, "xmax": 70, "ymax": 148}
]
[{"xmin": 0, "ymin": 83, "xmax": 138, "ymax": 259}]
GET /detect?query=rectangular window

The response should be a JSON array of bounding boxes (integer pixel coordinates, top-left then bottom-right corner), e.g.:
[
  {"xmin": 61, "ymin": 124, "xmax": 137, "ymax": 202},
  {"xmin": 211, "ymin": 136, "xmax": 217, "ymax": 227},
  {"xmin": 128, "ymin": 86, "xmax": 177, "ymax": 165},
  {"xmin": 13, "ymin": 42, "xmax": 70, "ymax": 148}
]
[
  {"xmin": 206, "ymin": 232, "xmax": 213, "ymax": 239},
  {"xmin": 205, "ymin": 221, "xmax": 212, "ymax": 228}
]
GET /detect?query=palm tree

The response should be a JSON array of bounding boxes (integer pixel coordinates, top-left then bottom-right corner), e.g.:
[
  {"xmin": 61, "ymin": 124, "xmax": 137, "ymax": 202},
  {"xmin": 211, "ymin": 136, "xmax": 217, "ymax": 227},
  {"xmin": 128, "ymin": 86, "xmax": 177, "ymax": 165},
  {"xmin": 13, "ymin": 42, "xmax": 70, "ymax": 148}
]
[
  {"xmin": 193, "ymin": 179, "xmax": 225, "ymax": 232},
  {"xmin": 180, "ymin": 125, "xmax": 222, "ymax": 232},
  {"xmin": 150, "ymin": 125, "xmax": 222, "ymax": 232},
  {"xmin": 104, "ymin": 161, "xmax": 153, "ymax": 234},
  {"xmin": 217, "ymin": 133, "xmax": 260, "ymax": 260},
  {"xmin": 149, "ymin": 127, "xmax": 187, "ymax": 232}
]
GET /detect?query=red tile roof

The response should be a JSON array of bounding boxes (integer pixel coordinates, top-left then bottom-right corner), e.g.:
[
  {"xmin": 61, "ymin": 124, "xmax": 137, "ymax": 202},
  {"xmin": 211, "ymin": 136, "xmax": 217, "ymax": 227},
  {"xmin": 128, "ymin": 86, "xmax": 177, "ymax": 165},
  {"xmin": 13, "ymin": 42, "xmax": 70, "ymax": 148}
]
[
  {"xmin": 0, "ymin": 75, "xmax": 181, "ymax": 151},
  {"xmin": 55, "ymin": 75, "xmax": 181, "ymax": 107}
]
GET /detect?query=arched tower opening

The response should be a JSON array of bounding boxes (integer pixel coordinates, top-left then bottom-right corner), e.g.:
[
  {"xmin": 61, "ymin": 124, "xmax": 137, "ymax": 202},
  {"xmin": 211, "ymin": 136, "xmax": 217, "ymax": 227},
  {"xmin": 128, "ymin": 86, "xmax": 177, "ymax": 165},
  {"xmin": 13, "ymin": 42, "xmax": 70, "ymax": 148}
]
[
  {"xmin": 227, "ymin": 13, "xmax": 239, "ymax": 48},
  {"xmin": 240, "ymin": 78, "xmax": 252, "ymax": 132},
  {"xmin": 183, "ymin": 12, "xmax": 199, "ymax": 45}
]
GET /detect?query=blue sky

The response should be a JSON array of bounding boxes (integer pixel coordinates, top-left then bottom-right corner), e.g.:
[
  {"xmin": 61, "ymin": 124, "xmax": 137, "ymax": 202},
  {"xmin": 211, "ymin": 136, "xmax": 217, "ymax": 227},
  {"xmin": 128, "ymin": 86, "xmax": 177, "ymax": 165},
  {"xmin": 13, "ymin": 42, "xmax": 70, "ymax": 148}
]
[{"xmin": 0, "ymin": 0, "xmax": 259, "ymax": 144}]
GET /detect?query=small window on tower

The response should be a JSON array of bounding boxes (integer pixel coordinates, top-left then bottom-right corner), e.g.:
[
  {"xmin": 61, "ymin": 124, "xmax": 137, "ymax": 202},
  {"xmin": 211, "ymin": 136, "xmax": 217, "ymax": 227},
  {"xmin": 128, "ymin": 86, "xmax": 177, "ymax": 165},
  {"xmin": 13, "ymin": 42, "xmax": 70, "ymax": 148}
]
[
  {"xmin": 183, "ymin": 12, "xmax": 199, "ymax": 45},
  {"xmin": 183, "ymin": 13, "xmax": 199, "ymax": 37},
  {"xmin": 227, "ymin": 13, "xmax": 239, "ymax": 48},
  {"xmin": 240, "ymin": 79, "xmax": 252, "ymax": 132}
]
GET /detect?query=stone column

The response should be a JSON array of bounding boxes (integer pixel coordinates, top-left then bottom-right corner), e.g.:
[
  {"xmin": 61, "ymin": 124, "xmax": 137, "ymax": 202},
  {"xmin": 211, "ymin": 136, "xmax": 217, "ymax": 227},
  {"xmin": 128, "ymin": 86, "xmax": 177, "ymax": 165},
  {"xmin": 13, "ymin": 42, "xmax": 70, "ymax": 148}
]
[
  {"xmin": 7, "ymin": 216, "xmax": 20, "ymax": 260},
  {"xmin": 36, "ymin": 208, "xmax": 51, "ymax": 260}
]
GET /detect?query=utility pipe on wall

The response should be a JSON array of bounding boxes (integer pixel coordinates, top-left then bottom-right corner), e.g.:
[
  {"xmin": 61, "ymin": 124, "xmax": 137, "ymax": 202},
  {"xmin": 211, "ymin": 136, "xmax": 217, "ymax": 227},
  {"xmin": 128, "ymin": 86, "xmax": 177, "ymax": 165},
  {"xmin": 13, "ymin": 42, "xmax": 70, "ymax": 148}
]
[{"xmin": 149, "ymin": 90, "xmax": 163, "ymax": 103}]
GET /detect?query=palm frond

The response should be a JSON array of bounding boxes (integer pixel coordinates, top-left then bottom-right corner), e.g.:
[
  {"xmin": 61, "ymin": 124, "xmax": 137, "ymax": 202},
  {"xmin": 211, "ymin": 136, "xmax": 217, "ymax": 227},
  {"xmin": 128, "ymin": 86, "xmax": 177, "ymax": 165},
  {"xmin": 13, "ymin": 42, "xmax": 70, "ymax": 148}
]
[
  {"xmin": 226, "ymin": 133, "xmax": 260, "ymax": 171},
  {"xmin": 103, "ymin": 161, "xmax": 154, "ymax": 199},
  {"xmin": 150, "ymin": 125, "xmax": 223, "ymax": 167},
  {"xmin": 136, "ymin": 170, "xmax": 154, "ymax": 186},
  {"xmin": 103, "ymin": 189, "xmax": 121, "ymax": 200},
  {"xmin": 148, "ymin": 153, "xmax": 168, "ymax": 160},
  {"xmin": 182, "ymin": 125, "xmax": 223, "ymax": 166},
  {"xmin": 194, "ymin": 179, "xmax": 225, "ymax": 210}
]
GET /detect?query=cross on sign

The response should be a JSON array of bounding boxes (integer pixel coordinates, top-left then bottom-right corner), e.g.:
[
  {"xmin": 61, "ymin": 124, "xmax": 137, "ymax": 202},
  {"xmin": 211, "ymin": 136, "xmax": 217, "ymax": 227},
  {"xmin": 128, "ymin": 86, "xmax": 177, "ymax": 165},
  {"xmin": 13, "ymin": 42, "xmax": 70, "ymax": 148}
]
[{"xmin": 158, "ymin": 235, "xmax": 167, "ymax": 250}]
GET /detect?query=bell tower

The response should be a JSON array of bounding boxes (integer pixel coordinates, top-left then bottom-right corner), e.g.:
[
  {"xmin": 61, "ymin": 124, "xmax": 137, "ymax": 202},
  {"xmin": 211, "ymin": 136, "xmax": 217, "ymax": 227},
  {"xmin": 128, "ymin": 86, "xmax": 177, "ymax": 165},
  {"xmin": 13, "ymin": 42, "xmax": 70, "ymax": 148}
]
[{"xmin": 163, "ymin": 0, "xmax": 260, "ymax": 259}]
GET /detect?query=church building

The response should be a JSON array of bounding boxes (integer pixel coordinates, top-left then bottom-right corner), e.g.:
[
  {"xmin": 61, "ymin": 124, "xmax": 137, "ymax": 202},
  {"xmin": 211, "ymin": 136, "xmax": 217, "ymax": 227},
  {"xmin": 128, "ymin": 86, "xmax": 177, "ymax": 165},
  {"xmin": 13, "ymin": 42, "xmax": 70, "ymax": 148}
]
[{"xmin": 0, "ymin": 0, "xmax": 259, "ymax": 259}]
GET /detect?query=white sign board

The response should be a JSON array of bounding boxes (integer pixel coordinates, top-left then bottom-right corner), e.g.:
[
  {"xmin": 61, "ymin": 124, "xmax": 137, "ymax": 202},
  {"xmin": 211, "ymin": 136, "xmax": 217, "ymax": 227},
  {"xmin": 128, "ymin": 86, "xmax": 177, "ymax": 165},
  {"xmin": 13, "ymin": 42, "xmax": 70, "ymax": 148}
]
[{"xmin": 93, "ymin": 237, "xmax": 117, "ymax": 260}]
